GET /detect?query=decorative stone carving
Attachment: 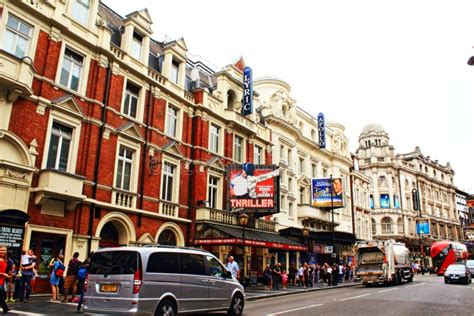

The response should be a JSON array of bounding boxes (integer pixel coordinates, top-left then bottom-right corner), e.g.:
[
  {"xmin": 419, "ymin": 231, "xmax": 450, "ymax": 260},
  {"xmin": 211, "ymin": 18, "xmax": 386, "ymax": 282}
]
[
  {"xmin": 332, "ymin": 131, "xmax": 348, "ymax": 155},
  {"xmin": 5, "ymin": 168, "xmax": 27, "ymax": 180},
  {"xmin": 269, "ymin": 89, "xmax": 296, "ymax": 124}
]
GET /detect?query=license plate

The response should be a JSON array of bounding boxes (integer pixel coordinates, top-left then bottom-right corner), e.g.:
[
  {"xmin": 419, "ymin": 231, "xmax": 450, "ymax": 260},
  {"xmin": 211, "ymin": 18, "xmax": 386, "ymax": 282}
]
[{"xmin": 100, "ymin": 284, "xmax": 118, "ymax": 293}]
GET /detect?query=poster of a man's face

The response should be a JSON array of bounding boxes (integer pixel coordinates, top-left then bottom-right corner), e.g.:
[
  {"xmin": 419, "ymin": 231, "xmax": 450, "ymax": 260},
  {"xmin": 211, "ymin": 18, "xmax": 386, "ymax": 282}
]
[{"xmin": 333, "ymin": 178, "xmax": 343, "ymax": 196}]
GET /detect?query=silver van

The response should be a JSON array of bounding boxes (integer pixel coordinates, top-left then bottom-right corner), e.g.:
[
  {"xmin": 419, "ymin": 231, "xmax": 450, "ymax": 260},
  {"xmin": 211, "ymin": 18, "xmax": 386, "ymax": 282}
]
[{"xmin": 83, "ymin": 246, "xmax": 245, "ymax": 315}]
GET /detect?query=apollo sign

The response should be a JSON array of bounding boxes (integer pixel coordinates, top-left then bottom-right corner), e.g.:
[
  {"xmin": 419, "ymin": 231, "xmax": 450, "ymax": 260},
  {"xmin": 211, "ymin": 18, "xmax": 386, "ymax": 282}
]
[
  {"xmin": 242, "ymin": 66, "xmax": 253, "ymax": 116},
  {"xmin": 317, "ymin": 112, "xmax": 326, "ymax": 148}
]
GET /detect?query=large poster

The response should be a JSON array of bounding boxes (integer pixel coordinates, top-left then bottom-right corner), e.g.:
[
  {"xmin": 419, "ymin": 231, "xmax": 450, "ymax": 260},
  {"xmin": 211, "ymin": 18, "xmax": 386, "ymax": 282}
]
[
  {"xmin": 228, "ymin": 164, "xmax": 279, "ymax": 214},
  {"xmin": 311, "ymin": 178, "xmax": 344, "ymax": 208}
]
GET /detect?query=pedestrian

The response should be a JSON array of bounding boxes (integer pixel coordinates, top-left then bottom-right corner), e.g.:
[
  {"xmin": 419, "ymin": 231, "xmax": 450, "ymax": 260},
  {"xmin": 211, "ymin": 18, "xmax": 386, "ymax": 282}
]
[
  {"xmin": 288, "ymin": 263, "xmax": 297, "ymax": 286},
  {"xmin": 315, "ymin": 264, "xmax": 320, "ymax": 285},
  {"xmin": 338, "ymin": 263, "xmax": 344, "ymax": 283},
  {"xmin": 20, "ymin": 249, "xmax": 36, "ymax": 303},
  {"xmin": 226, "ymin": 256, "xmax": 240, "ymax": 280},
  {"xmin": 63, "ymin": 252, "xmax": 81, "ymax": 303},
  {"xmin": 263, "ymin": 265, "xmax": 272, "ymax": 291},
  {"xmin": 322, "ymin": 263, "xmax": 328, "ymax": 284},
  {"xmin": 5, "ymin": 262, "xmax": 16, "ymax": 303},
  {"xmin": 297, "ymin": 264, "xmax": 304, "ymax": 287},
  {"xmin": 303, "ymin": 263, "xmax": 309, "ymax": 288},
  {"xmin": 345, "ymin": 264, "xmax": 350, "ymax": 281},
  {"xmin": 76, "ymin": 258, "xmax": 90, "ymax": 313},
  {"xmin": 332, "ymin": 263, "xmax": 339, "ymax": 286},
  {"xmin": 271, "ymin": 263, "xmax": 282, "ymax": 290},
  {"xmin": 49, "ymin": 255, "xmax": 64, "ymax": 301},
  {"xmin": 281, "ymin": 270, "xmax": 288, "ymax": 289},
  {"xmin": 0, "ymin": 245, "xmax": 11, "ymax": 314},
  {"xmin": 326, "ymin": 264, "xmax": 332, "ymax": 286},
  {"xmin": 308, "ymin": 264, "xmax": 314, "ymax": 287}
]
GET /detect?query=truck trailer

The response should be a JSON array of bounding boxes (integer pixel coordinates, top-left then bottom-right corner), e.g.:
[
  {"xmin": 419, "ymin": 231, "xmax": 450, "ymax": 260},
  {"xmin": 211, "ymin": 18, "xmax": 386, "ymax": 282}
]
[{"xmin": 355, "ymin": 239, "xmax": 413, "ymax": 285}]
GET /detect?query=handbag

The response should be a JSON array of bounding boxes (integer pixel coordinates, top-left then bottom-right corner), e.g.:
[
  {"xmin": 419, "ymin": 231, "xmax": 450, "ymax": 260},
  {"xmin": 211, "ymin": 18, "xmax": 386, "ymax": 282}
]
[{"xmin": 55, "ymin": 263, "xmax": 65, "ymax": 277}]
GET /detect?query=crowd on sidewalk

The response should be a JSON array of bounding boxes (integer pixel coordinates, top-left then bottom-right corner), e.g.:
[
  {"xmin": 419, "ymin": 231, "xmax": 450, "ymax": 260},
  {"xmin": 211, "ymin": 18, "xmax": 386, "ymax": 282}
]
[
  {"xmin": 261, "ymin": 262, "xmax": 354, "ymax": 291},
  {"xmin": 0, "ymin": 245, "xmax": 90, "ymax": 314}
]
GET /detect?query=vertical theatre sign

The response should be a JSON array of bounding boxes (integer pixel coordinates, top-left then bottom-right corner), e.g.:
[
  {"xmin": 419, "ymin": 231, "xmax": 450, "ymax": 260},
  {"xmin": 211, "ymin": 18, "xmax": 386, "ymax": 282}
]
[
  {"xmin": 242, "ymin": 66, "xmax": 253, "ymax": 116},
  {"xmin": 317, "ymin": 112, "xmax": 326, "ymax": 148}
]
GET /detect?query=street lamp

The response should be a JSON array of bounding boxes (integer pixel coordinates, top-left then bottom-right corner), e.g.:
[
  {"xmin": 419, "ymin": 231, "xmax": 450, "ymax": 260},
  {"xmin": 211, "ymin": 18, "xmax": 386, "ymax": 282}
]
[
  {"xmin": 330, "ymin": 175, "xmax": 336, "ymax": 263},
  {"xmin": 302, "ymin": 227, "xmax": 310, "ymax": 252},
  {"xmin": 238, "ymin": 211, "xmax": 249, "ymax": 278}
]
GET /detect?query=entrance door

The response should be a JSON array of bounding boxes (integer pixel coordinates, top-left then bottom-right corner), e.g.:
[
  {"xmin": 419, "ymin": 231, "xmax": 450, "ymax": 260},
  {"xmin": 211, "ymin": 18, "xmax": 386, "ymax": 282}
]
[
  {"xmin": 29, "ymin": 232, "xmax": 66, "ymax": 294},
  {"xmin": 99, "ymin": 222, "xmax": 120, "ymax": 248}
]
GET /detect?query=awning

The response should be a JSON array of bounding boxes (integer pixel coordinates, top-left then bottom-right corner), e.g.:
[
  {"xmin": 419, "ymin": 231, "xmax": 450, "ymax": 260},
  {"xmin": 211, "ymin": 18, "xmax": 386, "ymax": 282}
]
[
  {"xmin": 0, "ymin": 209, "xmax": 30, "ymax": 225},
  {"xmin": 195, "ymin": 223, "xmax": 306, "ymax": 251},
  {"xmin": 279, "ymin": 227, "xmax": 356, "ymax": 245}
]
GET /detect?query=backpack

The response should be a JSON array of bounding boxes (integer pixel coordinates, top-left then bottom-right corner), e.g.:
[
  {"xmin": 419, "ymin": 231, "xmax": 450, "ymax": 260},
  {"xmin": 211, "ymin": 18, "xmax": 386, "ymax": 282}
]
[{"xmin": 77, "ymin": 267, "xmax": 87, "ymax": 280}]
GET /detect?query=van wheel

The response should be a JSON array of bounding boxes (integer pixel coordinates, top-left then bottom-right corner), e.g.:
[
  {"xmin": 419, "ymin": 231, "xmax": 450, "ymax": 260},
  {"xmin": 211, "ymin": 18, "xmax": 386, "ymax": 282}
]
[
  {"xmin": 227, "ymin": 293, "xmax": 244, "ymax": 316},
  {"xmin": 155, "ymin": 299, "xmax": 177, "ymax": 316}
]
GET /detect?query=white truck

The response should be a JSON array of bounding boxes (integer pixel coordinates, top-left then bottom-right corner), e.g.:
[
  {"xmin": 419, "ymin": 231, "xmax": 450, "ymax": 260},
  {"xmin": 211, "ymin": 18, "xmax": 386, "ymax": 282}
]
[{"xmin": 355, "ymin": 240, "xmax": 414, "ymax": 285}]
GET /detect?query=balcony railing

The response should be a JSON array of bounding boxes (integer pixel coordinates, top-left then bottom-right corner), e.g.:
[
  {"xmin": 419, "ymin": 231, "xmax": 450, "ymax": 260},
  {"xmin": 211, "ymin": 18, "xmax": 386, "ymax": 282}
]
[
  {"xmin": 0, "ymin": 51, "xmax": 35, "ymax": 98},
  {"xmin": 196, "ymin": 208, "xmax": 277, "ymax": 232},
  {"xmin": 112, "ymin": 189, "xmax": 137, "ymax": 208},
  {"xmin": 160, "ymin": 201, "xmax": 179, "ymax": 217}
]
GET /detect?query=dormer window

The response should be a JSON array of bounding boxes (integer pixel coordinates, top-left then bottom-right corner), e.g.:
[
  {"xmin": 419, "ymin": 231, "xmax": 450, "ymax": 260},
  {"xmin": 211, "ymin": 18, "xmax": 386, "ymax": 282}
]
[
  {"xmin": 170, "ymin": 60, "xmax": 179, "ymax": 84},
  {"xmin": 72, "ymin": 0, "xmax": 90, "ymax": 26},
  {"xmin": 131, "ymin": 32, "xmax": 143, "ymax": 60}
]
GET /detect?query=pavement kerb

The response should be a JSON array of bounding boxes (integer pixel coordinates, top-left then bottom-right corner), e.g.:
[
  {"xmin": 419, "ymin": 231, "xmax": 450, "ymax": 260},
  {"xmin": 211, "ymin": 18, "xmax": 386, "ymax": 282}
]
[{"xmin": 245, "ymin": 282, "xmax": 361, "ymax": 301}]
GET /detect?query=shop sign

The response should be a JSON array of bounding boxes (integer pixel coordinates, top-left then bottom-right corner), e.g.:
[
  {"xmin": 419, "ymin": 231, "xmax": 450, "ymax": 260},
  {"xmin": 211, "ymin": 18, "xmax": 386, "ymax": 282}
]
[
  {"xmin": 228, "ymin": 164, "xmax": 280, "ymax": 215},
  {"xmin": 195, "ymin": 238, "xmax": 306, "ymax": 251},
  {"xmin": 325, "ymin": 245, "xmax": 333, "ymax": 253},
  {"xmin": 0, "ymin": 225, "xmax": 24, "ymax": 248}
]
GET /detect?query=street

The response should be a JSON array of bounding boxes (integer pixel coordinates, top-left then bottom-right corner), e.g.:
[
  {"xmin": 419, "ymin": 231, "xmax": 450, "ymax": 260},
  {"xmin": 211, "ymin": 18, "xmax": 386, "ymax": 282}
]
[{"xmin": 4, "ymin": 274, "xmax": 473, "ymax": 315}]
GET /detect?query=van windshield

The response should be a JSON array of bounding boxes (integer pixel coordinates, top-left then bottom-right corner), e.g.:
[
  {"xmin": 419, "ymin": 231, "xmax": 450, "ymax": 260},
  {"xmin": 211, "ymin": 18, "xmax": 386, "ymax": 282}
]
[{"xmin": 89, "ymin": 251, "xmax": 140, "ymax": 275}]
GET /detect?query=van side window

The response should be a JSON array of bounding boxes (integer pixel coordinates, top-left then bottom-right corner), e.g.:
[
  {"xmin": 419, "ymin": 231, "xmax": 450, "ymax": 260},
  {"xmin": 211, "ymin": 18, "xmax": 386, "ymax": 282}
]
[
  {"xmin": 146, "ymin": 252, "xmax": 180, "ymax": 274},
  {"xmin": 206, "ymin": 256, "xmax": 225, "ymax": 277},
  {"xmin": 179, "ymin": 253, "xmax": 206, "ymax": 275}
]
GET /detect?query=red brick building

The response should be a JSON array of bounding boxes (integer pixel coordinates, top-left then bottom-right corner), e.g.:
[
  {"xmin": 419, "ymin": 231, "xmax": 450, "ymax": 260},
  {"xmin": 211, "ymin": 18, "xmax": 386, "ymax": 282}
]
[{"xmin": 0, "ymin": 0, "xmax": 302, "ymax": 292}]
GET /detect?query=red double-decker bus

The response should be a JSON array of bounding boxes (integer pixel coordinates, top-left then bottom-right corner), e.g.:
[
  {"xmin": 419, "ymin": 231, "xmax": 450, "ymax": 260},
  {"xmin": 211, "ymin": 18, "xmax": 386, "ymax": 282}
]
[{"xmin": 430, "ymin": 241, "xmax": 468, "ymax": 275}]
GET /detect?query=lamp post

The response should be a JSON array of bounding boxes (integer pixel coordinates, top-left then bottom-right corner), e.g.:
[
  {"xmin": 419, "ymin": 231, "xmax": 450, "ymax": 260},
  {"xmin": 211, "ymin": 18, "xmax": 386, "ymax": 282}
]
[
  {"xmin": 302, "ymin": 227, "xmax": 310, "ymax": 257},
  {"xmin": 413, "ymin": 188, "xmax": 425, "ymax": 273},
  {"xmin": 330, "ymin": 175, "xmax": 336, "ymax": 263},
  {"xmin": 238, "ymin": 211, "xmax": 249, "ymax": 279}
]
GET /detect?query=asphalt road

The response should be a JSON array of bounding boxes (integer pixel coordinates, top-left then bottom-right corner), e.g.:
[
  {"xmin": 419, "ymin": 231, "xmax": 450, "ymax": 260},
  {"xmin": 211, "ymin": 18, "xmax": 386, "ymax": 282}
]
[
  {"xmin": 5, "ymin": 274, "xmax": 473, "ymax": 315},
  {"xmin": 244, "ymin": 274, "xmax": 474, "ymax": 316}
]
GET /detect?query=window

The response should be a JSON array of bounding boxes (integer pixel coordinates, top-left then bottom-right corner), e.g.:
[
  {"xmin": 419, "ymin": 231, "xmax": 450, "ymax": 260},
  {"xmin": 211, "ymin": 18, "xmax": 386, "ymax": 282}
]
[
  {"xmin": 60, "ymin": 48, "xmax": 84, "ymax": 91},
  {"xmin": 254, "ymin": 145, "xmax": 263, "ymax": 164},
  {"xmin": 115, "ymin": 146, "xmax": 134, "ymax": 191},
  {"xmin": 312, "ymin": 163, "xmax": 317, "ymax": 178},
  {"xmin": 146, "ymin": 252, "xmax": 180, "ymax": 274},
  {"xmin": 322, "ymin": 167, "xmax": 328, "ymax": 178},
  {"xmin": 161, "ymin": 162, "xmax": 176, "ymax": 201},
  {"xmin": 280, "ymin": 145, "xmax": 285, "ymax": 160},
  {"xmin": 234, "ymin": 135, "xmax": 243, "ymax": 162},
  {"xmin": 166, "ymin": 106, "xmax": 178, "ymax": 137},
  {"xmin": 209, "ymin": 124, "xmax": 220, "ymax": 153},
  {"xmin": 131, "ymin": 32, "xmax": 142, "ymax": 60},
  {"xmin": 381, "ymin": 217, "xmax": 393, "ymax": 234},
  {"xmin": 46, "ymin": 123, "xmax": 72, "ymax": 171},
  {"xmin": 300, "ymin": 187, "xmax": 305, "ymax": 204},
  {"xmin": 179, "ymin": 253, "xmax": 206, "ymax": 275},
  {"xmin": 206, "ymin": 256, "xmax": 225, "ymax": 278},
  {"xmin": 208, "ymin": 176, "xmax": 219, "ymax": 209},
  {"xmin": 71, "ymin": 0, "xmax": 90, "ymax": 25},
  {"xmin": 289, "ymin": 202, "xmax": 294, "ymax": 217},
  {"xmin": 397, "ymin": 218, "xmax": 403, "ymax": 235},
  {"xmin": 369, "ymin": 194, "xmax": 374, "ymax": 209},
  {"xmin": 123, "ymin": 81, "xmax": 140, "ymax": 118},
  {"xmin": 371, "ymin": 219, "xmax": 377, "ymax": 236},
  {"xmin": 170, "ymin": 60, "xmax": 179, "ymax": 84},
  {"xmin": 288, "ymin": 178, "xmax": 292, "ymax": 191},
  {"xmin": 3, "ymin": 15, "xmax": 32, "ymax": 58},
  {"xmin": 299, "ymin": 157, "xmax": 304, "ymax": 173}
]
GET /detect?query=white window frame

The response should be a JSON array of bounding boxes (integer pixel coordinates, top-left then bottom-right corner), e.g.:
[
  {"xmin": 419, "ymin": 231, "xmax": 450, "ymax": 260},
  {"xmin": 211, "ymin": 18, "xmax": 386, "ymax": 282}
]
[
  {"xmin": 233, "ymin": 134, "xmax": 245, "ymax": 163},
  {"xmin": 3, "ymin": 14, "xmax": 32, "ymax": 58},
  {"xmin": 207, "ymin": 173, "xmax": 222, "ymax": 209},
  {"xmin": 254, "ymin": 144, "xmax": 264, "ymax": 165},
  {"xmin": 159, "ymin": 156, "xmax": 181, "ymax": 203},
  {"xmin": 298, "ymin": 157, "xmax": 305, "ymax": 174},
  {"xmin": 209, "ymin": 123, "xmax": 223, "ymax": 155},
  {"xmin": 46, "ymin": 122, "xmax": 73, "ymax": 172},
  {"xmin": 170, "ymin": 60, "xmax": 179, "ymax": 84},
  {"xmin": 120, "ymin": 78, "xmax": 145, "ymax": 122},
  {"xmin": 55, "ymin": 42, "xmax": 91, "ymax": 96},
  {"xmin": 71, "ymin": 0, "xmax": 91, "ymax": 26},
  {"xmin": 115, "ymin": 145, "xmax": 134, "ymax": 191},
  {"xmin": 42, "ymin": 111, "xmax": 82, "ymax": 174},
  {"xmin": 112, "ymin": 137, "xmax": 141, "ymax": 193},
  {"xmin": 131, "ymin": 32, "xmax": 143, "ymax": 61},
  {"xmin": 122, "ymin": 80, "xmax": 140, "ymax": 118},
  {"xmin": 165, "ymin": 103, "xmax": 182, "ymax": 140}
]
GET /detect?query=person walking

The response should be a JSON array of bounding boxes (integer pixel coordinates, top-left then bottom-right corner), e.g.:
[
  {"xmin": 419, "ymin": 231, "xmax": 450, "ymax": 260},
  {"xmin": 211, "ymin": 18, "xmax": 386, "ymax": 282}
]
[
  {"xmin": 332, "ymin": 263, "xmax": 339, "ymax": 286},
  {"xmin": 322, "ymin": 263, "xmax": 328, "ymax": 285},
  {"xmin": 288, "ymin": 263, "xmax": 297, "ymax": 287},
  {"xmin": 263, "ymin": 265, "xmax": 272, "ymax": 291},
  {"xmin": 49, "ymin": 255, "xmax": 64, "ymax": 301},
  {"xmin": 0, "ymin": 246, "xmax": 11, "ymax": 314},
  {"xmin": 63, "ymin": 252, "xmax": 81, "ymax": 303},
  {"xmin": 326, "ymin": 264, "xmax": 332, "ymax": 286},
  {"xmin": 20, "ymin": 250, "xmax": 36, "ymax": 303},
  {"xmin": 271, "ymin": 263, "xmax": 282, "ymax": 290},
  {"xmin": 226, "ymin": 256, "xmax": 240, "ymax": 280},
  {"xmin": 281, "ymin": 270, "xmax": 288, "ymax": 289},
  {"xmin": 76, "ymin": 258, "xmax": 90, "ymax": 313},
  {"xmin": 297, "ymin": 264, "xmax": 304, "ymax": 287}
]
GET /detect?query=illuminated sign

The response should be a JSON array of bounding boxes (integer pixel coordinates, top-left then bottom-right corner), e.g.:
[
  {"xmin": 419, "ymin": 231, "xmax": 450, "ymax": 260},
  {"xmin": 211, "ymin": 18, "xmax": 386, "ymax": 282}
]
[
  {"xmin": 416, "ymin": 218, "xmax": 430, "ymax": 235},
  {"xmin": 241, "ymin": 66, "xmax": 253, "ymax": 116},
  {"xmin": 311, "ymin": 178, "xmax": 344, "ymax": 208},
  {"xmin": 317, "ymin": 112, "xmax": 326, "ymax": 148}
]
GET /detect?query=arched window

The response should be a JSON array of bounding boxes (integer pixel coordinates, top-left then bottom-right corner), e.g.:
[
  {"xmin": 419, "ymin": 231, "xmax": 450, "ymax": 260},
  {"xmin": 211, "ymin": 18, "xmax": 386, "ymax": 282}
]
[
  {"xmin": 158, "ymin": 229, "xmax": 177, "ymax": 246},
  {"xmin": 371, "ymin": 219, "xmax": 377, "ymax": 236},
  {"xmin": 99, "ymin": 222, "xmax": 120, "ymax": 248},
  {"xmin": 397, "ymin": 218, "xmax": 403, "ymax": 235},
  {"xmin": 227, "ymin": 90, "xmax": 236, "ymax": 109},
  {"xmin": 381, "ymin": 217, "xmax": 393, "ymax": 234}
]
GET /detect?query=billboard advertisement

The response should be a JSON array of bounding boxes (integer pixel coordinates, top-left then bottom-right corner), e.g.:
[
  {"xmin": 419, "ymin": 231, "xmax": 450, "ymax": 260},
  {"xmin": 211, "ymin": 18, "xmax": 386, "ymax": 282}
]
[
  {"xmin": 228, "ymin": 164, "xmax": 279, "ymax": 215},
  {"xmin": 416, "ymin": 218, "xmax": 430, "ymax": 235},
  {"xmin": 311, "ymin": 178, "xmax": 344, "ymax": 208},
  {"xmin": 380, "ymin": 194, "xmax": 390, "ymax": 209}
]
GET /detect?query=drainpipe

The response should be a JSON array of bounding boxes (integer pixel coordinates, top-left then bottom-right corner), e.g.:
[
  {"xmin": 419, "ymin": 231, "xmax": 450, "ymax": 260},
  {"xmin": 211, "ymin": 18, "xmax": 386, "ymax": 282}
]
[
  {"xmin": 138, "ymin": 85, "xmax": 153, "ymax": 227},
  {"xmin": 87, "ymin": 62, "xmax": 112, "ymax": 254},
  {"xmin": 187, "ymin": 110, "xmax": 197, "ymax": 247},
  {"xmin": 349, "ymin": 168, "xmax": 356, "ymax": 236}
]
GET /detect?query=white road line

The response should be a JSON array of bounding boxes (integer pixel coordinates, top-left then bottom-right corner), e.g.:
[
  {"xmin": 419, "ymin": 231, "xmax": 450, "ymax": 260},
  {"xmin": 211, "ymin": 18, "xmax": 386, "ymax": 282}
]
[
  {"xmin": 406, "ymin": 282, "xmax": 426, "ymax": 288},
  {"xmin": 378, "ymin": 287, "xmax": 399, "ymax": 293},
  {"xmin": 8, "ymin": 310, "xmax": 43, "ymax": 315},
  {"xmin": 338, "ymin": 293, "xmax": 371, "ymax": 301},
  {"xmin": 266, "ymin": 304, "xmax": 323, "ymax": 315}
]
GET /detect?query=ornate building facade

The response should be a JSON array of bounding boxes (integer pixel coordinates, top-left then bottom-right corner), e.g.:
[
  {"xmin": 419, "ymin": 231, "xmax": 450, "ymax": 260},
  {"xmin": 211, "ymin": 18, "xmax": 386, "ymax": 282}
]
[{"xmin": 355, "ymin": 123, "xmax": 462, "ymax": 260}]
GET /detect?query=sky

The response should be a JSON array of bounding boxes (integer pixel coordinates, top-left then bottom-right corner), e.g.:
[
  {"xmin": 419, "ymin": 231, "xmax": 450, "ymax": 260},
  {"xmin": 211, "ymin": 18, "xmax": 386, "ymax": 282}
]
[{"xmin": 102, "ymin": 0, "xmax": 474, "ymax": 193}]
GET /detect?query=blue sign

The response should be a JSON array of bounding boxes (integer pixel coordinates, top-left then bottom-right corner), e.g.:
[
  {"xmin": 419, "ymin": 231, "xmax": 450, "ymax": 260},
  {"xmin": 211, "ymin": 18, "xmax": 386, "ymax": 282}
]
[
  {"xmin": 317, "ymin": 113, "xmax": 325, "ymax": 148},
  {"xmin": 380, "ymin": 194, "xmax": 390, "ymax": 209},
  {"xmin": 242, "ymin": 66, "xmax": 253, "ymax": 116},
  {"xmin": 416, "ymin": 218, "xmax": 430, "ymax": 235},
  {"xmin": 311, "ymin": 178, "xmax": 344, "ymax": 208}
]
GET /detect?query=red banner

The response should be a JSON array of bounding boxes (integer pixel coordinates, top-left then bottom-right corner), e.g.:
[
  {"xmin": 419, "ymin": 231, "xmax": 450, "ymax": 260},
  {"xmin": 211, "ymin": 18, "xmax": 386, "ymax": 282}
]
[{"xmin": 195, "ymin": 238, "xmax": 306, "ymax": 251}]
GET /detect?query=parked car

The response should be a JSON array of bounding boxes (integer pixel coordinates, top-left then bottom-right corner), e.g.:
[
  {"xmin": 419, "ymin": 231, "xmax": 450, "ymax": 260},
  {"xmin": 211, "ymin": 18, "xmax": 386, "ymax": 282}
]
[
  {"xmin": 466, "ymin": 260, "xmax": 474, "ymax": 274},
  {"xmin": 83, "ymin": 246, "xmax": 245, "ymax": 315},
  {"xmin": 444, "ymin": 264, "xmax": 472, "ymax": 285}
]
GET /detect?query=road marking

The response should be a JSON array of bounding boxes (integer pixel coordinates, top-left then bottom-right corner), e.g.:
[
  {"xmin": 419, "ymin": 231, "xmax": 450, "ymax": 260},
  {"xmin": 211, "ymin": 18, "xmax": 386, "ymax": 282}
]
[
  {"xmin": 8, "ymin": 311, "xmax": 42, "ymax": 315},
  {"xmin": 266, "ymin": 304, "xmax": 323, "ymax": 315},
  {"xmin": 406, "ymin": 282, "xmax": 426, "ymax": 288},
  {"xmin": 378, "ymin": 287, "xmax": 399, "ymax": 293},
  {"xmin": 338, "ymin": 293, "xmax": 371, "ymax": 301}
]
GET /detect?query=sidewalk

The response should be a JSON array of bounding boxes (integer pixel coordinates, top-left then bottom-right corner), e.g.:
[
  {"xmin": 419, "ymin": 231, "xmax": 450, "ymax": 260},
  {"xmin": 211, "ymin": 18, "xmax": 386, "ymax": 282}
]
[{"xmin": 244, "ymin": 281, "xmax": 361, "ymax": 301}]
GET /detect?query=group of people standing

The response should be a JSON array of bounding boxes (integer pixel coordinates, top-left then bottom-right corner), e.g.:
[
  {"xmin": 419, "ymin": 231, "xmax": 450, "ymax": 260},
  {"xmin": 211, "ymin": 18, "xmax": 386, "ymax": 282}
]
[{"xmin": 0, "ymin": 246, "xmax": 89, "ymax": 314}]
